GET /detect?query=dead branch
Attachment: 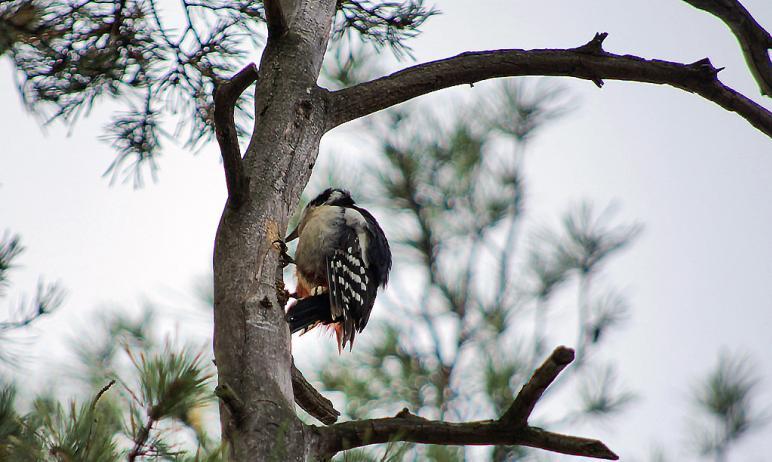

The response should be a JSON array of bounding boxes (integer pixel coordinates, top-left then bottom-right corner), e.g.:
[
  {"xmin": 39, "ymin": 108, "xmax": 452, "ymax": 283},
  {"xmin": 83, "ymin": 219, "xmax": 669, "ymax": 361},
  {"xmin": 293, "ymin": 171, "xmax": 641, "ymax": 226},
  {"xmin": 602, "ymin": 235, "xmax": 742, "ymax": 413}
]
[
  {"xmin": 682, "ymin": 0, "xmax": 772, "ymax": 96},
  {"xmin": 501, "ymin": 345, "xmax": 574, "ymax": 426},
  {"xmin": 292, "ymin": 360, "xmax": 340, "ymax": 425},
  {"xmin": 316, "ymin": 346, "xmax": 618, "ymax": 460},
  {"xmin": 327, "ymin": 33, "xmax": 772, "ymax": 137},
  {"xmin": 213, "ymin": 63, "xmax": 258, "ymax": 208}
]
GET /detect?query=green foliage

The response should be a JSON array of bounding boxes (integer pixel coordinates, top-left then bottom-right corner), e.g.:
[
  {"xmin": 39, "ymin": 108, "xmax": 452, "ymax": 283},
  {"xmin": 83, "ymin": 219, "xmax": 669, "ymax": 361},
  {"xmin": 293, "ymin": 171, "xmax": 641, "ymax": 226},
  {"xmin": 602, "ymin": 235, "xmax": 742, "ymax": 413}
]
[
  {"xmin": 314, "ymin": 79, "xmax": 639, "ymax": 460},
  {"xmin": 133, "ymin": 346, "xmax": 213, "ymax": 422},
  {"xmin": 690, "ymin": 351, "xmax": 767, "ymax": 461},
  {"xmin": 72, "ymin": 308, "xmax": 156, "ymax": 388},
  {"xmin": 0, "ymin": 381, "xmax": 122, "ymax": 462},
  {"xmin": 576, "ymin": 365, "xmax": 635, "ymax": 419},
  {"xmin": 0, "ymin": 232, "xmax": 63, "ymax": 365},
  {"xmin": 333, "ymin": 1, "xmax": 438, "ymax": 60},
  {"xmin": 1, "ymin": 308, "xmax": 219, "ymax": 461},
  {"xmin": 485, "ymin": 79, "xmax": 574, "ymax": 142},
  {"xmin": 0, "ymin": 0, "xmax": 438, "ymax": 184},
  {"xmin": 544, "ymin": 203, "xmax": 642, "ymax": 276},
  {"xmin": 0, "ymin": 233, "xmax": 23, "ymax": 294}
]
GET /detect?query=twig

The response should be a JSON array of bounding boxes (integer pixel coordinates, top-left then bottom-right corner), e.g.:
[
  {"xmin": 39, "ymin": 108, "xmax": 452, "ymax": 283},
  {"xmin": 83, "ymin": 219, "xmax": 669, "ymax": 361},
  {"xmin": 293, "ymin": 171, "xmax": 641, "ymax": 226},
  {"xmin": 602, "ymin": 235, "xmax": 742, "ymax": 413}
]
[
  {"xmin": 127, "ymin": 416, "xmax": 157, "ymax": 462},
  {"xmin": 90, "ymin": 380, "xmax": 116, "ymax": 410},
  {"xmin": 682, "ymin": 0, "xmax": 772, "ymax": 96},
  {"xmin": 213, "ymin": 63, "xmax": 258, "ymax": 208},
  {"xmin": 318, "ymin": 346, "xmax": 616, "ymax": 460},
  {"xmin": 328, "ymin": 33, "xmax": 772, "ymax": 137}
]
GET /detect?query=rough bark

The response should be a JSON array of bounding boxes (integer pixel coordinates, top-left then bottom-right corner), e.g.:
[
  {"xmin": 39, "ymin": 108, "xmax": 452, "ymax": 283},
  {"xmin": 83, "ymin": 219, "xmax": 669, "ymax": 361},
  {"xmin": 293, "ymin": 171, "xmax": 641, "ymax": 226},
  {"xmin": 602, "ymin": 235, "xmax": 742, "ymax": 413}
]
[
  {"xmin": 212, "ymin": 0, "xmax": 337, "ymax": 460},
  {"xmin": 213, "ymin": 63, "xmax": 258, "ymax": 208}
]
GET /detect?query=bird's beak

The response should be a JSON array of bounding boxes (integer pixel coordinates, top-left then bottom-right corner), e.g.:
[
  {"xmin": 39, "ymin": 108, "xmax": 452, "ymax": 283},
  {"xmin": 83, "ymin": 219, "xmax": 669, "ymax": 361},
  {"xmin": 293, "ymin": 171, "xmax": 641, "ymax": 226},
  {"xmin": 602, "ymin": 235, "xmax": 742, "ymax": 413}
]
[{"xmin": 285, "ymin": 226, "xmax": 299, "ymax": 242}]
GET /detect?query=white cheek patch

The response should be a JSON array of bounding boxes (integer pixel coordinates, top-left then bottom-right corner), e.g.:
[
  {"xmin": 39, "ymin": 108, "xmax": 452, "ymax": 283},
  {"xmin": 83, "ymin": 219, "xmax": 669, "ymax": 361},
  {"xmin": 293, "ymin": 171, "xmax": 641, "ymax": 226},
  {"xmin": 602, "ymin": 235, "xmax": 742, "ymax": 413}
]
[{"xmin": 328, "ymin": 190, "xmax": 344, "ymax": 203}]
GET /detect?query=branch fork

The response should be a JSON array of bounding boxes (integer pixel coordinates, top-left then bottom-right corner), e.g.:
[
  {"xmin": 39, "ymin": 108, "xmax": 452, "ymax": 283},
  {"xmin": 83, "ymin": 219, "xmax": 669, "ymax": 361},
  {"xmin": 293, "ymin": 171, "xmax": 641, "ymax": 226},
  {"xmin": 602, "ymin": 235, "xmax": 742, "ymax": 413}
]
[
  {"xmin": 213, "ymin": 63, "xmax": 258, "ymax": 208},
  {"xmin": 682, "ymin": 0, "xmax": 772, "ymax": 96},
  {"xmin": 316, "ymin": 346, "xmax": 619, "ymax": 460}
]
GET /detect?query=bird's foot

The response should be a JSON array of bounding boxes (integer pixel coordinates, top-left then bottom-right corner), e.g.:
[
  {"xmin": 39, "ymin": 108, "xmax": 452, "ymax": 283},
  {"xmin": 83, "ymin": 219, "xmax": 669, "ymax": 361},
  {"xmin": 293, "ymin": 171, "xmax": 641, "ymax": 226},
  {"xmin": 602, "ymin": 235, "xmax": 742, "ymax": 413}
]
[{"xmin": 272, "ymin": 239, "xmax": 295, "ymax": 267}]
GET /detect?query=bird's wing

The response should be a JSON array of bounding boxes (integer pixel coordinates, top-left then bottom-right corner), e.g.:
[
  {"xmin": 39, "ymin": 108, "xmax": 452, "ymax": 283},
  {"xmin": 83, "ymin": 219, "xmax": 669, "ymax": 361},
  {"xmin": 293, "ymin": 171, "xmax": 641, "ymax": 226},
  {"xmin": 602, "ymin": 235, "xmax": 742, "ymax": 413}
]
[{"xmin": 325, "ymin": 229, "xmax": 377, "ymax": 349}]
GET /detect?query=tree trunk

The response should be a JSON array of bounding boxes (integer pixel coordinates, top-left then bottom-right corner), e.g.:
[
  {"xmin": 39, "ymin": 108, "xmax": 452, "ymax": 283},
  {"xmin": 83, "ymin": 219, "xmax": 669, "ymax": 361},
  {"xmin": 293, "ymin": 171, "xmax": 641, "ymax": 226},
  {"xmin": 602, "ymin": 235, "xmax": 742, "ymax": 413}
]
[{"xmin": 212, "ymin": 1, "xmax": 336, "ymax": 459}]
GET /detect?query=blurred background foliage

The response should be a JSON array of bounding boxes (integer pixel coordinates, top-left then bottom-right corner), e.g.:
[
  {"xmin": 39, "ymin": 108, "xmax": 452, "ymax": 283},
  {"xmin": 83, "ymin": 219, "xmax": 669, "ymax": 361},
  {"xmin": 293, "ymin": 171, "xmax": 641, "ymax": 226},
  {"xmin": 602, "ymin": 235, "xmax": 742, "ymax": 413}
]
[
  {"xmin": 311, "ymin": 71, "xmax": 643, "ymax": 460},
  {"xmin": 0, "ymin": 0, "xmax": 768, "ymax": 460},
  {"xmin": 0, "ymin": 232, "xmax": 64, "ymax": 367},
  {"xmin": 1, "ymin": 305, "xmax": 222, "ymax": 460}
]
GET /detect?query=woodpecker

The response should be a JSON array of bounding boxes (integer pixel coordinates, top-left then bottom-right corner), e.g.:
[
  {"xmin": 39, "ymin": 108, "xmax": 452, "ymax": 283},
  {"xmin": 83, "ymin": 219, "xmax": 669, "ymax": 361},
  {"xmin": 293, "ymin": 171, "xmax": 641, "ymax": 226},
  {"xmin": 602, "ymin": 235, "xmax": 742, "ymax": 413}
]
[{"xmin": 284, "ymin": 188, "xmax": 391, "ymax": 351}]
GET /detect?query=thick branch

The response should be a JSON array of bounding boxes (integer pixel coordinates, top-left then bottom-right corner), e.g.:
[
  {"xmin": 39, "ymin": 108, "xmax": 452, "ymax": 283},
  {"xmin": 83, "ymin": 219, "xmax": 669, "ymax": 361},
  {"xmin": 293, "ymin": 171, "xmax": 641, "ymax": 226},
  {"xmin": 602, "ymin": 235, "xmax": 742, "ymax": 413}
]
[
  {"xmin": 501, "ymin": 345, "xmax": 574, "ymax": 426},
  {"xmin": 292, "ymin": 360, "xmax": 340, "ymax": 425},
  {"xmin": 327, "ymin": 33, "xmax": 772, "ymax": 137},
  {"xmin": 319, "ymin": 412, "xmax": 617, "ymax": 459},
  {"xmin": 682, "ymin": 0, "xmax": 772, "ymax": 96},
  {"xmin": 317, "ymin": 346, "xmax": 617, "ymax": 460},
  {"xmin": 264, "ymin": 0, "xmax": 293, "ymax": 37},
  {"xmin": 213, "ymin": 63, "xmax": 258, "ymax": 208}
]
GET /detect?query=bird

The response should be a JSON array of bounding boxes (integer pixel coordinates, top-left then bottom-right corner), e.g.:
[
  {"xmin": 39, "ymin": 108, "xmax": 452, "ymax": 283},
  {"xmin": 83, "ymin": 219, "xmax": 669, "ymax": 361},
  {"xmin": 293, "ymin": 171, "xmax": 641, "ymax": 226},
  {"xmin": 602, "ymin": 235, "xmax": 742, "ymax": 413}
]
[{"xmin": 284, "ymin": 188, "xmax": 391, "ymax": 351}]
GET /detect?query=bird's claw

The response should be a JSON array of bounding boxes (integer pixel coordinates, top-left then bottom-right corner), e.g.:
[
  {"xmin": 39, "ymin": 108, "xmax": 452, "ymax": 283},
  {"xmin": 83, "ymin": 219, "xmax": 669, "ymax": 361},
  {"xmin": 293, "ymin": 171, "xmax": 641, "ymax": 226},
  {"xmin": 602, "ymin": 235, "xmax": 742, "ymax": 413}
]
[{"xmin": 272, "ymin": 239, "xmax": 295, "ymax": 267}]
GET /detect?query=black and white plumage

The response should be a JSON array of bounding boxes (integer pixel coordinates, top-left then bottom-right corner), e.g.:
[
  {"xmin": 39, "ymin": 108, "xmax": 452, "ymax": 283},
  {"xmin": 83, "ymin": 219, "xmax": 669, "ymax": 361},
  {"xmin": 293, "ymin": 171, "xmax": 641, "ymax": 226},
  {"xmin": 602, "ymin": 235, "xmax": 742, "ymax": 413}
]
[{"xmin": 285, "ymin": 188, "xmax": 391, "ymax": 351}]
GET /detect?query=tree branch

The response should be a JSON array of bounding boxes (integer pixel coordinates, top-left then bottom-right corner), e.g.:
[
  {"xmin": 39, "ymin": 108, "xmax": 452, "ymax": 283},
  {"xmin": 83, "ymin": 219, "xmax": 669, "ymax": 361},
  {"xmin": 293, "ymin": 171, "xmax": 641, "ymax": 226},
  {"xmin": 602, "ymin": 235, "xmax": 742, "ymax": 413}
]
[
  {"xmin": 264, "ymin": 0, "xmax": 292, "ymax": 37},
  {"xmin": 319, "ymin": 413, "xmax": 617, "ymax": 460},
  {"xmin": 292, "ymin": 360, "xmax": 340, "ymax": 425},
  {"xmin": 127, "ymin": 416, "xmax": 156, "ymax": 462},
  {"xmin": 213, "ymin": 63, "xmax": 258, "ymax": 208},
  {"xmin": 501, "ymin": 345, "xmax": 574, "ymax": 426},
  {"xmin": 682, "ymin": 0, "xmax": 772, "ymax": 96},
  {"xmin": 317, "ymin": 346, "xmax": 617, "ymax": 460},
  {"xmin": 327, "ymin": 33, "xmax": 772, "ymax": 137}
]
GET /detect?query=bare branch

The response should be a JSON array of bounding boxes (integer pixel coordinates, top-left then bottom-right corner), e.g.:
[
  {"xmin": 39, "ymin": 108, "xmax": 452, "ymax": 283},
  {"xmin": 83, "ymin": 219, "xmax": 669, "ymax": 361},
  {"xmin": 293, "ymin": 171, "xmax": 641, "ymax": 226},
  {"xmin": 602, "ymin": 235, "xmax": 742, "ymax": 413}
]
[
  {"xmin": 213, "ymin": 63, "xmax": 258, "ymax": 208},
  {"xmin": 317, "ymin": 346, "xmax": 617, "ymax": 460},
  {"xmin": 501, "ymin": 346, "xmax": 575, "ymax": 426},
  {"xmin": 327, "ymin": 33, "xmax": 772, "ymax": 137},
  {"xmin": 682, "ymin": 0, "xmax": 772, "ymax": 96},
  {"xmin": 319, "ymin": 410, "xmax": 617, "ymax": 459},
  {"xmin": 292, "ymin": 360, "xmax": 340, "ymax": 425},
  {"xmin": 519, "ymin": 427, "xmax": 619, "ymax": 460}
]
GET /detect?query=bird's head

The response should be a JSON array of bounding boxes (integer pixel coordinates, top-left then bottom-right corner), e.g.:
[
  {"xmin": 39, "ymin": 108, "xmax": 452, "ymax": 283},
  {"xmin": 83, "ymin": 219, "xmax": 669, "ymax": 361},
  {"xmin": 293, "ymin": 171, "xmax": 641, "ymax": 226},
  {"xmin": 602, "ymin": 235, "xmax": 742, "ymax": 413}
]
[
  {"xmin": 307, "ymin": 188, "xmax": 356, "ymax": 208},
  {"xmin": 286, "ymin": 188, "xmax": 356, "ymax": 241}
]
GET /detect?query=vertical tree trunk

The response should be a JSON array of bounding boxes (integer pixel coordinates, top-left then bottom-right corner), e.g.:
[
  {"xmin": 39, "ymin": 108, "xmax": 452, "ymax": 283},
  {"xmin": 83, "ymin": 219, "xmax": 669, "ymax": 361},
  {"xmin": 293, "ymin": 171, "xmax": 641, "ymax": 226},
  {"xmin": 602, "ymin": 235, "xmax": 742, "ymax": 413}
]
[{"xmin": 212, "ymin": 1, "xmax": 336, "ymax": 459}]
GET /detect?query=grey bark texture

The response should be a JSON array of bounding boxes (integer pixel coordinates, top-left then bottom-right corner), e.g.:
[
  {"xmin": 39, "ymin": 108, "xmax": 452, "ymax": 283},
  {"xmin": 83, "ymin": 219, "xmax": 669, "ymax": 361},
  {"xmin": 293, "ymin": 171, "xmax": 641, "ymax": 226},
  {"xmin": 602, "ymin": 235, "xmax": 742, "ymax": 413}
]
[
  {"xmin": 210, "ymin": 1, "xmax": 770, "ymax": 460},
  {"xmin": 212, "ymin": 1, "xmax": 336, "ymax": 459}
]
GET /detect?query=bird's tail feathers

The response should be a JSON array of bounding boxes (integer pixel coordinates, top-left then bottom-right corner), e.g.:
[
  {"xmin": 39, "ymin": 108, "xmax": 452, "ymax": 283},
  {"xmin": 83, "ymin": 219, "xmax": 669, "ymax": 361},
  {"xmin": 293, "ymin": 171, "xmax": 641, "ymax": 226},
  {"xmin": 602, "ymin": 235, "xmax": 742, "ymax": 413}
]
[{"xmin": 286, "ymin": 294, "xmax": 332, "ymax": 334}]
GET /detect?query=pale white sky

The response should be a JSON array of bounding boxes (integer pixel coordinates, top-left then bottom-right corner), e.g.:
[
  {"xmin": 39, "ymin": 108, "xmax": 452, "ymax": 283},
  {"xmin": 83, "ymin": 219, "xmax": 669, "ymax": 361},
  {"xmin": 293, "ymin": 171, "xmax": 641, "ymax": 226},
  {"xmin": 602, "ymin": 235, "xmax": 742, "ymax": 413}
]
[{"xmin": 1, "ymin": 0, "xmax": 771, "ymax": 460}]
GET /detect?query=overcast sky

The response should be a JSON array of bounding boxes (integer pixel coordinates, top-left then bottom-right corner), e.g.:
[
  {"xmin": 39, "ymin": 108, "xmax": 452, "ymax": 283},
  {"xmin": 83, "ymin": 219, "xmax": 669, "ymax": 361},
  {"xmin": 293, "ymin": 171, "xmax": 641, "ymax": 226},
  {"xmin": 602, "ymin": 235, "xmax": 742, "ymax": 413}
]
[{"xmin": 1, "ymin": 0, "xmax": 771, "ymax": 460}]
